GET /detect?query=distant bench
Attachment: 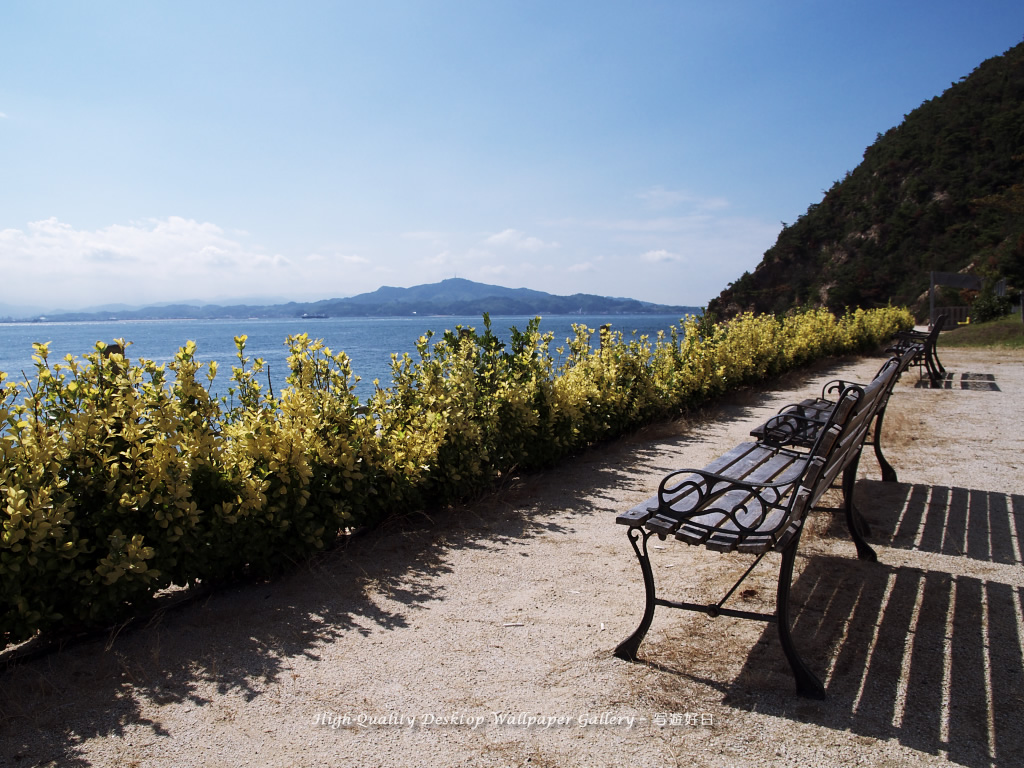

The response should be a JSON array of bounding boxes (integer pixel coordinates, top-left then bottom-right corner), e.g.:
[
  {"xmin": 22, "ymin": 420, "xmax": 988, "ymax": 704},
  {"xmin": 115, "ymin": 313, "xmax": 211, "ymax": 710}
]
[
  {"xmin": 614, "ymin": 349, "xmax": 914, "ymax": 699},
  {"xmin": 889, "ymin": 314, "xmax": 946, "ymax": 387}
]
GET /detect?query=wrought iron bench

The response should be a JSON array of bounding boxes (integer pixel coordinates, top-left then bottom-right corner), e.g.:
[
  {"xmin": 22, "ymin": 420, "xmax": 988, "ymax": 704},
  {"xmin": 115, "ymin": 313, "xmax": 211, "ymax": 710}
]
[
  {"xmin": 748, "ymin": 343, "xmax": 918, "ymax": 483},
  {"xmin": 889, "ymin": 314, "xmax": 946, "ymax": 386},
  {"xmin": 614, "ymin": 355, "xmax": 903, "ymax": 699}
]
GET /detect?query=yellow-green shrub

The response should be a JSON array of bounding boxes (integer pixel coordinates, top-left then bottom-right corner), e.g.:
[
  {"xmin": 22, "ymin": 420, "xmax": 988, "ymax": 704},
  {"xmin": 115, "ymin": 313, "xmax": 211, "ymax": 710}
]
[{"xmin": 0, "ymin": 306, "xmax": 912, "ymax": 649}]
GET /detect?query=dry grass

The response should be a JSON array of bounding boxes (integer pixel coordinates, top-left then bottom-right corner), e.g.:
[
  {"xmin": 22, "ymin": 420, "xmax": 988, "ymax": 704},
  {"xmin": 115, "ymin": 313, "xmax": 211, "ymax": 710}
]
[{"xmin": 877, "ymin": 404, "xmax": 917, "ymax": 453}]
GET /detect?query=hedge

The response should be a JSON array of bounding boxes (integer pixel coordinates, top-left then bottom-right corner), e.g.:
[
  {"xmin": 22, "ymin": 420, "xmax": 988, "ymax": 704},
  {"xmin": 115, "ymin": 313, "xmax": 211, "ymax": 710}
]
[{"xmin": 0, "ymin": 306, "xmax": 913, "ymax": 649}]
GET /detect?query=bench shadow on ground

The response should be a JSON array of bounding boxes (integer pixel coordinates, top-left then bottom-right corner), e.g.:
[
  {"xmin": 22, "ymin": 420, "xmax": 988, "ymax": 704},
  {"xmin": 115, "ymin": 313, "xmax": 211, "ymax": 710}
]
[
  {"xmin": 914, "ymin": 371, "xmax": 1001, "ymax": 391},
  {"xmin": 0, "ymin": 371, "xmax": 814, "ymax": 767},
  {"xmin": 724, "ymin": 480, "xmax": 1024, "ymax": 768}
]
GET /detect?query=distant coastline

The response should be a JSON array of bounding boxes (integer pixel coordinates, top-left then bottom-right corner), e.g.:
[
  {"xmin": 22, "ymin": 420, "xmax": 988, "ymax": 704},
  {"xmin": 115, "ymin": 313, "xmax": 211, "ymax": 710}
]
[{"xmin": 1, "ymin": 278, "xmax": 700, "ymax": 324}]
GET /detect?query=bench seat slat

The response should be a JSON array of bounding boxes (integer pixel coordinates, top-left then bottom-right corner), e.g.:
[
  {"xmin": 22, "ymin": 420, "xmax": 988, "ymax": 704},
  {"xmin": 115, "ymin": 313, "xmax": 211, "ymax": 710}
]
[
  {"xmin": 616, "ymin": 442, "xmax": 761, "ymax": 526},
  {"xmin": 643, "ymin": 448, "xmax": 805, "ymax": 538},
  {"xmin": 676, "ymin": 521, "xmax": 718, "ymax": 545},
  {"xmin": 658, "ymin": 444, "xmax": 772, "ymax": 507},
  {"xmin": 675, "ymin": 495, "xmax": 793, "ymax": 553},
  {"xmin": 750, "ymin": 400, "xmax": 832, "ymax": 444},
  {"xmin": 706, "ymin": 532, "xmax": 741, "ymax": 553}
]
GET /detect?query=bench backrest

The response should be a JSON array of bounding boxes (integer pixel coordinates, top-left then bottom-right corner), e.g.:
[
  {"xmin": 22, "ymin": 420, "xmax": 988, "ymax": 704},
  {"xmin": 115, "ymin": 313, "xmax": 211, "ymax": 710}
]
[
  {"xmin": 790, "ymin": 356, "xmax": 902, "ymax": 519},
  {"xmin": 922, "ymin": 318, "xmax": 944, "ymax": 353},
  {"xmin": 890, "ymin": 316, "xmax": 944, "ymax": 364},
  {"xmin": 823, "ymin": 344, "xmax": 917, "ymax": 402}
]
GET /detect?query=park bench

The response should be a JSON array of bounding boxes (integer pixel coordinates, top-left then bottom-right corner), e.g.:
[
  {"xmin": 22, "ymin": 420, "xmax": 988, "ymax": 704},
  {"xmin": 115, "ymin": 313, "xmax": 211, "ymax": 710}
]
[
  {"xmin": 614, "ymin": 354, "xmax": 904, "ymax": 699},
  {"xmin": 889, "ymin": 314, "xmax": 946, "ymax": 386},
  {"xmin": 748, "ymin": 343, "xmax": 919, "ymax": 483}
]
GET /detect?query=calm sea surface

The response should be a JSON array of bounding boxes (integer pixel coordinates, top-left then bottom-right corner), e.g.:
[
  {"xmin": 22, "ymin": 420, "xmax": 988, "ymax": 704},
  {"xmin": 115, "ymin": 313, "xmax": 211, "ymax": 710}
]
[{"xmin": 0, "ymin": 314, "xmax": 688, "ymax": 402}]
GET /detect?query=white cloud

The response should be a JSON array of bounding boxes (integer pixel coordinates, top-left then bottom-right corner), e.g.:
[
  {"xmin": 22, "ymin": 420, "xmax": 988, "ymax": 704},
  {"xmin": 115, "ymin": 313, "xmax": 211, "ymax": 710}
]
[
  {"xmin": 0, "ymin": 217, "xmax": 364, "ymax": 309},
  {"xmin": 0, "ymin": 196, "xmax": 780, "ymax": 311},
  {"xmin": 582, "ymin": 215, "xmax": 719, "ymax": 233},
  {"xmin": 423, "ymin": 250, "xmax": 452, "ymax": 266},
  {"xmin": 339, "ymin": 253, "xmax": 370, "ymax": 265},
  {"xmin": 305, "ymin": 251, "xmax": 370, "ymax": 267},
  {"xmin": 2, "ymin": 216, "xmax": 242, "ymax": 274},
  {"xmin": 532, "ymin": 204, "xmax": 781, "ymax": 305},
  {"xmin": 0, "ymin": 112, "xmax": 8, "ymax": 119},
  {"xmin": 636, "ymin": 186, "xmax": 688, "ymax": 210},
  {"xmin": 641, "ymin": 249, "xmax": 684, "ymax": 264},
  {"xmin": 636, "ymin": 186, "xmax": 730, "ymax": 212},
  {"xmin": 484, "ymin": 228, "xmax": 558, "ymax": 251},
  {"xmin": 567, "ymin": 262, "xmax": 596, "ymax": 273}
]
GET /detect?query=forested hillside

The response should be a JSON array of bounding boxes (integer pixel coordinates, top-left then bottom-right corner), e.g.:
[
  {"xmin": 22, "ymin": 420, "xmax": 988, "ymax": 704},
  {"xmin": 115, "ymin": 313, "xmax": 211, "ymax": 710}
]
[{"xmin": 710, "ymin": 40, "xmax": 1024, "ymax": 319}]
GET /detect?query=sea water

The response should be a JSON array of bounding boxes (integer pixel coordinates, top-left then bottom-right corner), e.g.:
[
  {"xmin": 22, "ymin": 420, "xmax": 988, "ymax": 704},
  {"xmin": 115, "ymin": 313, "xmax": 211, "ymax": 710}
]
[{"xmin": 0, "ymin": 314, "xmax": 688, "ymax": 402}]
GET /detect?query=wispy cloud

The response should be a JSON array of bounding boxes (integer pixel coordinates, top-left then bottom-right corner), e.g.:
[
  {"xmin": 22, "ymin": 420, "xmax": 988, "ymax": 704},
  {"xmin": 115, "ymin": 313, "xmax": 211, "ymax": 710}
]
[
  {"xmin": 636, "ymin": 186, "xmax": 729, "ymax": 212},
  {"xmin": 422, "ymin": 250, "xmax": 452, "ymax": 266},
  {"xmin": 0, "ymin": 112, "xmax": 9, "ymax": 119},
  {"xmin": 636, "ymin": 186, "xmax": 689, "ymax": 210},
  {"xmin": 339, "ymin": 253, "xmax": 370, "ymax": 265},
  {"xmin": 575, "ymin": 216, "xmax": 714, "ymax": 236},
  {"xmin": 567, "ymin": 261, "xmax": 596, "ymax": 273},
  {"xmin": 484, "ymin": 228, "xmax": 558, "ymax": 251},
  {"xmin": 0, "ymin": 217, "xmax": 363, "ymax": 309},
  {"xmin": 640, "ymin": 249, "xmax": 684, "ymax": 264}
]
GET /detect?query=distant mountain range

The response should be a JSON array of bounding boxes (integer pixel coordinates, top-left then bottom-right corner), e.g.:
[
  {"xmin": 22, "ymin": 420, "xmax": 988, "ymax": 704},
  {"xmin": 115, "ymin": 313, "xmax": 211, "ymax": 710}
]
[{"xmin": 4, "ymin": 279, "xmax": 698, "ymax": 322}]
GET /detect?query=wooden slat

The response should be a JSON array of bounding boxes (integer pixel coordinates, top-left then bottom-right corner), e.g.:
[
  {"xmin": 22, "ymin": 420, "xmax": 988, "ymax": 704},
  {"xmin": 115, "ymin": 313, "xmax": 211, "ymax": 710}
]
[
  {"xmin": 706, "ymin": 532, "xmax": 741, "ymax": 553},
  {"xmin": 647, "ymin": 446, "xmax": 804, "ymax": 537},
  {"xmin": 678, "ymin": 487, "xmax": 792, "ymax": 549},
  {"xmin": 615, "ymin": 500, "xmax": 658, "ymax": 526},
  {"xmin": 618, "ymin": 443, "xmax": 800, "ymax": 528},
  {"xmin": 750, "ymin": 396, "xmax": 836, "ymax": 442},
  {"xmin": 736, "ymin": 535, "xmax": 774, "ymax": 554},
  {"xmin": 676, "ymin": 520, "xmax": 720, "ymax": 545},
  {"xmin": 651, "ymin": 443, "xmax": 762, "ymax": 519}
]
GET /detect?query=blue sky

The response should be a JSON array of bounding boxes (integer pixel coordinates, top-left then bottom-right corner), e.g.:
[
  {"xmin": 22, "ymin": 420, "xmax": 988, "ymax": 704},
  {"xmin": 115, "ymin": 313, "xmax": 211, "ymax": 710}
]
[{"xmin": 2, "ymin": 1, "xmax": 1023, "ymax": 312}]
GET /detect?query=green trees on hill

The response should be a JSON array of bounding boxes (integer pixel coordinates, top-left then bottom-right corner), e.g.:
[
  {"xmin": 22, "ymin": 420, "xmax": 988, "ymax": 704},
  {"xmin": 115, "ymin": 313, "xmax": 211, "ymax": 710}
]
[{"xmin": 711, "ymin": 41, "xmax": 1024, "ymax": 319}]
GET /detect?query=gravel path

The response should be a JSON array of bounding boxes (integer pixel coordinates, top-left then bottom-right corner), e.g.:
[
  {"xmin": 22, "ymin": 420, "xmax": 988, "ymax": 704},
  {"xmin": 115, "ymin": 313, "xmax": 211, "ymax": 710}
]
[{"xmin": 2, "ymin": 346, "xmax": 1022, "ymax": 768}]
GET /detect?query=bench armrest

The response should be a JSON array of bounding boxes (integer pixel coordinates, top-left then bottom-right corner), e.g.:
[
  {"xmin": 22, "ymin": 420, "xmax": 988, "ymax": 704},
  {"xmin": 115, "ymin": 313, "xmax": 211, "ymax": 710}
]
[
  {"xmin": 889, "ymin": 336, "xmax": 927, "ymax": 354},
  {"xmin": 655, "ymin": 465, "xmax": 803, "ymax": 537},
  {"xmin": 757, "ymin": 411, "xmax": 828, "ymax": 449},
  {"xmin": 658, "ymin": 464, "xmax": 799, "ymax": 505},
  {"xmin": 895, "ymin": 327, "xmax": 928, "ymax": 340},
  {"xmin": 820, "ymin": 378, "xmax": 867, "ymax": 400}
]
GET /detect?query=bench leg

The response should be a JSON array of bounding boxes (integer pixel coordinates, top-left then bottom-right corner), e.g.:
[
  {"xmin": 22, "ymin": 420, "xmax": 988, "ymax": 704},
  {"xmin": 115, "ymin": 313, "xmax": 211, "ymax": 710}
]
[
  {"xmin": 871, "ymin": 408, "xmax": 898, "ymax": 483},
  {"xmin": 614, "ymin": 526, "xmax": 657, "ymax": 661},
  {"xmin": 930, "ymin": 345, "xmax": 945, "ymax": 377},
  {"xmin": 843, "ymin": 455, "xmax": 878, "ymax": 562},
  {"xmin": 776, "ymin": 531, "xmax": 826, "ymax": 699}
]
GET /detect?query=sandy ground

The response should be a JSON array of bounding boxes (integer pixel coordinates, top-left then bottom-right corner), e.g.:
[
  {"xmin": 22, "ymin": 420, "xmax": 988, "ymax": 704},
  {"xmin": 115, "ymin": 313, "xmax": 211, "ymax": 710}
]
[{"xmin": 1, "ymin": 346, "xmax": 1022, "ymax": 768}]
